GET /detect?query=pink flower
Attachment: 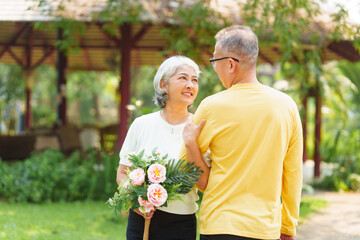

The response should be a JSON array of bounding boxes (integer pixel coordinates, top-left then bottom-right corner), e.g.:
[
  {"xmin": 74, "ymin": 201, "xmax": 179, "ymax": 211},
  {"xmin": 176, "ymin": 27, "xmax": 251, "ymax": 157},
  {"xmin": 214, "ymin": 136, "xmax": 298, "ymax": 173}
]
[
  {"xmin": 129, "ymin": 168, "xmax": 145, "ymax": 186},
  {"xmin": 147, "ymin": 183, "xmax": 168, "ymax": 207},
  {"xmin": 147, "ymin": 163, "xmax": 166, "ymax": 183},
  {"xmin": 138, "ymin": 196, "xmax": 155, "ymax": 213}
]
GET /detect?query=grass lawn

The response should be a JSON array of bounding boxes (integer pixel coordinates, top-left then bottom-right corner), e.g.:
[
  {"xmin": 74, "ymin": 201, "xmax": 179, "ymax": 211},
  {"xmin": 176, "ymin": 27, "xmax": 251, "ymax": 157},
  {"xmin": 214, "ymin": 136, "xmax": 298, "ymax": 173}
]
[
  {"xmin": 299, "ymin": 196, "xmax": 328, "ymax": 223},
  {"xmin": 0, "ymin": 197, "xmax": 327, "ymax": 240},
  {"xmin": 0, "ymin": 201, "xmax": 128, "ymax": 240}
]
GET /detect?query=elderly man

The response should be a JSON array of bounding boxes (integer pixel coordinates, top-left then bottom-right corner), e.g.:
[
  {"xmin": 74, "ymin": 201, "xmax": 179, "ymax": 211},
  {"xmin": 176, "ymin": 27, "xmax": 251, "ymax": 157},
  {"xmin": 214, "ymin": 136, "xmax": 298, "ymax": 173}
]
[{"xmin": 181, "ymin": 25, "xmax": 303, "ymax": 240}]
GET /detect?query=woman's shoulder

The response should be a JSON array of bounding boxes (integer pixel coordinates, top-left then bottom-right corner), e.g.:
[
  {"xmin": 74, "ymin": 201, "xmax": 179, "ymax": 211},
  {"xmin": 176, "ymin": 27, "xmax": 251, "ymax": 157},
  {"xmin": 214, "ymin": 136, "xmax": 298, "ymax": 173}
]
[{"xmin": 132, "ymin": 111, "xmax": 161, "ymax": 125}]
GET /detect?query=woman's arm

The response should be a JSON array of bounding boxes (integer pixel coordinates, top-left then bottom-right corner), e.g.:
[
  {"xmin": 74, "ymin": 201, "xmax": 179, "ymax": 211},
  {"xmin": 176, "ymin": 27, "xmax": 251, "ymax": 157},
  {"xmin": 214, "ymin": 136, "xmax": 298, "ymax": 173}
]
[
  {"xmin": 182, "ymin": 117, "xmax": 210, "ymax": 191},
  {"xmin": 116, "ymin": 164, "xmax": 131, "ymax": 186}
]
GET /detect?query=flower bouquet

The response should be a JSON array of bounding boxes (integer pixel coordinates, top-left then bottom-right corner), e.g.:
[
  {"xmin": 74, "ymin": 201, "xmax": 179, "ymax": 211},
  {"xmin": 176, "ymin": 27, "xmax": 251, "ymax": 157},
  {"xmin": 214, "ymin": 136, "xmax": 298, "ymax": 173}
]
[{"xmin": 107, "ymin": 148, "xmax": 203, "ymax": 240}]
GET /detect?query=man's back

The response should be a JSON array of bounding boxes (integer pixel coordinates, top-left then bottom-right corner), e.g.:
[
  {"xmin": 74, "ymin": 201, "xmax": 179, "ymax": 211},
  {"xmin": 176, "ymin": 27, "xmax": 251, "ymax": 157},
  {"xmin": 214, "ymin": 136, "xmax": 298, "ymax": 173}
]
[{"xmin": 192, "ymin": 83, "xmax": 303, "ymax": 239}]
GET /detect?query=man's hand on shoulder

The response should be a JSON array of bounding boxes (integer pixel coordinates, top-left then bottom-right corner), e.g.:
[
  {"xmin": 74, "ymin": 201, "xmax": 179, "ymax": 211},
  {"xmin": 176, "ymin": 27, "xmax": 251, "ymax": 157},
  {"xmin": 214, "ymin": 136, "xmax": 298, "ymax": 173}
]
[{"xmin": 280, "ymin": 233, "xmax": 295, "ymax": 240}]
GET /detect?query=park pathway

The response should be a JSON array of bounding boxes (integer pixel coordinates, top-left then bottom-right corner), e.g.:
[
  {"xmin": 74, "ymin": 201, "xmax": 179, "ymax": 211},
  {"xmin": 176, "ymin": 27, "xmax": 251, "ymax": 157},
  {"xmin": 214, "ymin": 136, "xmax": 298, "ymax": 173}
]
[{"xmin": 297, "ymin": 191, "xmax": 360, "ymax": 240}]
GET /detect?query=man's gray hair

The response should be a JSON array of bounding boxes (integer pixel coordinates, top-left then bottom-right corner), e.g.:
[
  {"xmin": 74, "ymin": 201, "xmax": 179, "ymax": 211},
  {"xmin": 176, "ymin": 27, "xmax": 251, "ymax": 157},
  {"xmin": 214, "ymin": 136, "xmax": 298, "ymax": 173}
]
[
  {"xmin": 215, "ymin": 25, "xmax": 259, "ymax": 66},
  {"xmin": 153, "ymin": 56, "xmax": 200, "ymax": 108}
]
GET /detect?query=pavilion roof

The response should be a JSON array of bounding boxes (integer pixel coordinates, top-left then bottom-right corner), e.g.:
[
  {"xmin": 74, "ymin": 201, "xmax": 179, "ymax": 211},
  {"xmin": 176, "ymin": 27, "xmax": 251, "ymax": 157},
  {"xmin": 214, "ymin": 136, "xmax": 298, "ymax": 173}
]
[{"xmin": 0, "ymin": 0, "xmax": 358, "ymax": 71}]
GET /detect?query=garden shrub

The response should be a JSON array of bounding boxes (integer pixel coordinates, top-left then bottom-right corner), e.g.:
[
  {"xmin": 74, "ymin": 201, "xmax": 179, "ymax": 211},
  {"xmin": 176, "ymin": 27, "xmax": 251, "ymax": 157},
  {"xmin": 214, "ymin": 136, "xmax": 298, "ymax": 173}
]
[
  {"xmin": 0, "ymin": 149, "xmax": 119, "ymax": 203},
  {"xmin": 315, "ymin": 129, "xmax": 360, "ymax": 192}
]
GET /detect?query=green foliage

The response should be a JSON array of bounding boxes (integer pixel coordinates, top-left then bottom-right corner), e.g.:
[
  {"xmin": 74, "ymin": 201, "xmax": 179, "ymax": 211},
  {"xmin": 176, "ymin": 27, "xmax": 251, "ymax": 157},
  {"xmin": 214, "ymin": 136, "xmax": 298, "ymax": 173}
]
[
  {"xmin": 0, "ymin": 149, "xmax": 119, "ymax": 203},
  {"xmin": 0, "ymin": 64, "xmax": 24, "ymax": 103},
  {"xmin": 315, "ymin": 128, "xmax": 360, "ymax": 192},
  {"xmin": 299, "ymin": 197, "xmax": 327, "ymax": 221},
  {"xmin": 312, "ymin": 62, "xmax": 360, "ymax": 192},
  {"xmin": 165, "ymin": 159, "xmax": 202, "ymax": 194},
  {"xmin": 193, "ymin": 66, "xmax": 224, "ymax": 108},
  {"xmin": 31, "ymin": 65, "xmax": 58, "ymax": 128},
  {"xmin": 241, "ymin": 0, "xmax": 357, "ymax": 102},
  {"xmin": 0, "ymin": 64, "xmax": 24, "ymax": 134},
  {"xmin": 160, "ymin": 1, "xmax": 229, "ymax": 63},
  {"xmin": 337, "ymin": 61, "xmax": 360, "ymax": 102},
  {"xmin": 96, "ymin": 0, "xmax": 145, "ymax": 35},
  {"xmin": 242, "ymin": 0, "xmax": 320, "ymax": 63}
]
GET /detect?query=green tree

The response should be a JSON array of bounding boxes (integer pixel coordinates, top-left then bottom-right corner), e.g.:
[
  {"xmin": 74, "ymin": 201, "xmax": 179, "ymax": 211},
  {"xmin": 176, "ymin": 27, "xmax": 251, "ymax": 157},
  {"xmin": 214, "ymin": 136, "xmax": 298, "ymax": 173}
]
[
  {"xmin": 32, "ymin": 65, "xmax": 58, "ymax": 128},
  {"xmin": 0, "ymin": 64, "xmax": 24, "ymax": 134}
]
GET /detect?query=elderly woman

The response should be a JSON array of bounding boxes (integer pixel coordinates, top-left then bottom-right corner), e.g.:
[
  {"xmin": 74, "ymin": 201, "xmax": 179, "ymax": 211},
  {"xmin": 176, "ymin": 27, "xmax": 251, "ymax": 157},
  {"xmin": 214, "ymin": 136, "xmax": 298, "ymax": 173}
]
[{"xmin": 116, "ymin": 56, "xmax": 201, "ymax": 240}]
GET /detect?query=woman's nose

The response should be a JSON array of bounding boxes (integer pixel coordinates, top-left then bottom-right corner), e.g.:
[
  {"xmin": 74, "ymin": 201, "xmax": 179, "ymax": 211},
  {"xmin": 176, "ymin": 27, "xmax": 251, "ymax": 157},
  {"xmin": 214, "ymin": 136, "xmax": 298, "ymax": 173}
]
[{"xmin": 186, "ymin": 80, "xmax": 194, "ymax": 88}]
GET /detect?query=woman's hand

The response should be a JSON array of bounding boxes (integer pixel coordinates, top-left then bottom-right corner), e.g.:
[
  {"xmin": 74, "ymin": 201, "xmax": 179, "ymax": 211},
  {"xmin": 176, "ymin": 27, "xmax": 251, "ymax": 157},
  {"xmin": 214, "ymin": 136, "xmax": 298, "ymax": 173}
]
[
  {"xmin": 117, "ymin": 164, "xmax": 131, "ymax": 186},
  {"xmin": 182, "ymin": 117, "xmax": 209, "ymax": 190},
  {"xmin": 183, "ymin": 117, "xmax": 206, "ymax": 145},
  {"xmin": 133, "ymin": 208, "xmax": 156, "ymax": 220}
]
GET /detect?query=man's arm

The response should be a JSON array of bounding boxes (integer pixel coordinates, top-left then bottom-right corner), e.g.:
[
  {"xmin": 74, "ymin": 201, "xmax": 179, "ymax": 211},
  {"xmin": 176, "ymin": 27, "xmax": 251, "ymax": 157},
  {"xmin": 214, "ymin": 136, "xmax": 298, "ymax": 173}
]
[{"xmin": 281, "ymin": 105, "xmax": 303, "ymax": 237}]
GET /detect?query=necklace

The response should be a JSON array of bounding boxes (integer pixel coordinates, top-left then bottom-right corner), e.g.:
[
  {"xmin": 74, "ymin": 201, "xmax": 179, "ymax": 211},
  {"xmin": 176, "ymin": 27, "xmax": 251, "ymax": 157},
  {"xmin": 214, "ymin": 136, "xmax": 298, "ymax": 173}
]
[{"xmin": 160, "ymin": 110, "xmax": 188, "ymax": 134}]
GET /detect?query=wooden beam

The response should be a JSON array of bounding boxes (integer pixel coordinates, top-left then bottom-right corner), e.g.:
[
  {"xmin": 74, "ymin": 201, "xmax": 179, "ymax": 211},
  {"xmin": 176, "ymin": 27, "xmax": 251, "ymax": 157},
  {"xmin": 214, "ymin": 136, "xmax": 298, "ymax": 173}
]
[
  {"xmin": 118, "ymin": 23, "xmax": 132, "ymax": 150},
  {"xmin": 0, "ymin": 42, "xmax": 163, "ymax": 51},
  {"xmin": 132, "ymin": 24, "xmax": 152, "ymax": 46},
  {"xmin": 78, "ymin": 37, "xmax": 92, "ymax": 70},
  {"xmin": 24, "ymin": 26, "xmax": 34, "ymax": 69},
  {"xmin": 96, "ymin": 23, "xmax": 121, "ymax": 47},
  {"xmin": 7, "ymin": 49, "xmax": 23, "ymax": 66},
  {"xmin": 31, "ymin": 47, "xmax": 55, "ymax": 71},
  {"xmin": 37, "ymin": 30, "xmax": 56, "ymax": 67},
  {"xmin": 0, "ymin": 22, "xmax": 30, "ymax": 59},
  {"xmin": 271, "ymin": 47, "xmax": 300, "ymax": 63},
  {"xmin": 258, "ymin": 50, "xmax": 273, "ymax": 65},
  {"xmin": 328, "ymin": 40, "xmax": 360, "ymax": 62}
]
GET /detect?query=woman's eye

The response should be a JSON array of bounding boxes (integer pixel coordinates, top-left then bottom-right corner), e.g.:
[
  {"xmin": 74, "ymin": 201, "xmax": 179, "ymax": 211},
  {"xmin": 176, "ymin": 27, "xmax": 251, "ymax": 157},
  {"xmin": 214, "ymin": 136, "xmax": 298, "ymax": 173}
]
[{"xmin": 192, "ymin": 79, "xmax": 198, "ymax": 83}]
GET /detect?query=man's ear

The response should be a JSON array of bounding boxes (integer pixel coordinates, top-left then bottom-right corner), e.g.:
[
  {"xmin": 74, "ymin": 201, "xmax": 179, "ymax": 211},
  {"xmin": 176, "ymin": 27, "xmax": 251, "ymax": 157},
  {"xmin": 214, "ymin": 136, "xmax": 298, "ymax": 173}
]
[{"xmin": 229, "ymin": 59, "xmax": 237, "ymax": 73}]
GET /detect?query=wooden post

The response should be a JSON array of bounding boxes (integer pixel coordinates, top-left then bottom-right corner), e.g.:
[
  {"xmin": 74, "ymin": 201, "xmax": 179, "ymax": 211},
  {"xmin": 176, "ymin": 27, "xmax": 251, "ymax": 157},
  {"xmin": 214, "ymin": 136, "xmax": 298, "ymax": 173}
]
[
  {"xmin": 23, "ymin": 72, "xmax": 35, "ymax": 129},
  {"xmin": 314, "ymin": 84, "xmax": 322, "ymax": 177},
  {"xmin": 118, "ymin": 23, "xmax": 132, "ymax": 150},
  {"xmin": 56, "ymin": 28, "xmax": 68, "ymax": 125},
  {"xmin": 23, "ymin": 25, "xmax": 34, "ymax": 130},
  {"xmin": 301, "ymin": 95, "xmax": 308, "ymax": 162}
]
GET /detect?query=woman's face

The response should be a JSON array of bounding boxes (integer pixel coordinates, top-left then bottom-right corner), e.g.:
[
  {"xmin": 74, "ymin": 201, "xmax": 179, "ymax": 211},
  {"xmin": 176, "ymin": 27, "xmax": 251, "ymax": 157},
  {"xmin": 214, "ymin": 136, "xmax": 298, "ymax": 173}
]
[{"xmin": 161, "ymin": 65, "xmax": 199, "ymax": 108}]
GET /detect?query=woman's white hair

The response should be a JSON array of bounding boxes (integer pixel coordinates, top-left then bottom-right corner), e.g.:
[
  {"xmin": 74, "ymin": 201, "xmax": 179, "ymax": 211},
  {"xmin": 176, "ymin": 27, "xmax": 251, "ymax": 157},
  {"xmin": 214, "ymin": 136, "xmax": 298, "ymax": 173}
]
[{"xmin": 153, "ymin": 56, "xmax": 200, "ymax": 108}]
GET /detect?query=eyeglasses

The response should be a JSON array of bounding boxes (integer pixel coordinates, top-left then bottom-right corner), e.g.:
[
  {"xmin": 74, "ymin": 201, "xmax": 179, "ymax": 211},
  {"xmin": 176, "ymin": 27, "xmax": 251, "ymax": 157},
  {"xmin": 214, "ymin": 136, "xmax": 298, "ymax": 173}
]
[{"xmin": 209, "ymin": 57, "xmax": 239, "ymax": 67}]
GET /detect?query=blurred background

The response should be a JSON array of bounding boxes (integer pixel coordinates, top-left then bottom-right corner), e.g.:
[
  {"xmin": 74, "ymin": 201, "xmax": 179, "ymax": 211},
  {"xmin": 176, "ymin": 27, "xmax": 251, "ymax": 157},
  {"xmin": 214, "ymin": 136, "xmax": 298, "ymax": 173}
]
[{"xmin": 0, "ymin": 1, "xmax": 359, "ymax": 238}]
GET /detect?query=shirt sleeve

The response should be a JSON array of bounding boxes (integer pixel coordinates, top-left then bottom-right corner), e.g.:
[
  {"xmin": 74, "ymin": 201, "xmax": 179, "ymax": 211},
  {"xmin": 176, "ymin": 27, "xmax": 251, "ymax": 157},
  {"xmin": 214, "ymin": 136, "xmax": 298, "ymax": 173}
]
[
  {"xmin": 281, "ymin": 102, "xmax": 303, "ymax": 236},
  {"xmin": 119, "ymin": 118, "xmax": 140, "ymax": 166},
  {"xmin": 203, "ymin": 149, "xmax": 212, "ymax": 167}
]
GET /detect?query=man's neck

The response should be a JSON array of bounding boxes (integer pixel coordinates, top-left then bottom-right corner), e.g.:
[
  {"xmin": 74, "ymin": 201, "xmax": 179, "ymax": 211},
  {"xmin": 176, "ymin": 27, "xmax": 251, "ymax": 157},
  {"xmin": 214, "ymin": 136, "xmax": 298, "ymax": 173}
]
[{"xmin": 231, "ymin": 68, "xmax": 259, "ymax": 86}]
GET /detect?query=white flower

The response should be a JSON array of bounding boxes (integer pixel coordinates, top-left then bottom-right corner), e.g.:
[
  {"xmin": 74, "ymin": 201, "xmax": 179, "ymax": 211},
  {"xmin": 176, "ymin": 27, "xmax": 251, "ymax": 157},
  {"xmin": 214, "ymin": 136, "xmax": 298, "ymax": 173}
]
[{"xmin": 93, "ymin": 164, "xmax": 104, "ymax": 171}]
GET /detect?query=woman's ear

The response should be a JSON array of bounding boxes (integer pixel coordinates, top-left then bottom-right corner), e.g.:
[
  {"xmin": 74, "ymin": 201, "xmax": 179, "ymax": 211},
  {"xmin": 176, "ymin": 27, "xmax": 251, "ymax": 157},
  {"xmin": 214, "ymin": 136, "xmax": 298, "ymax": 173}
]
[{"xmin": 160, "ymin": 80, "xmax": 168, "ymax": 92}]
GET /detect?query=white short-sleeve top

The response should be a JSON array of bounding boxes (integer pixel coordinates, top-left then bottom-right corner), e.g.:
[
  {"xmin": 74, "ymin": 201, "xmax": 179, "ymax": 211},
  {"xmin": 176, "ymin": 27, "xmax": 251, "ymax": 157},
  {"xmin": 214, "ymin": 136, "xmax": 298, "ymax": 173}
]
[{"xmin": 119, "ymin": 111, "xmax": 199, "ymax": 215}]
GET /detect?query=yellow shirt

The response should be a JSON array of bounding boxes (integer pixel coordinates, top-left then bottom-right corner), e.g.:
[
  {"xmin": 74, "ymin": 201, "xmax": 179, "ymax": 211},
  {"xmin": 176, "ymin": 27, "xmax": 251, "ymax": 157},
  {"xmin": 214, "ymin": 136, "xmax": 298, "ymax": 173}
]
[{"xmin": 180, "ymin": 83, "xmax": 303, "ymax": 239}]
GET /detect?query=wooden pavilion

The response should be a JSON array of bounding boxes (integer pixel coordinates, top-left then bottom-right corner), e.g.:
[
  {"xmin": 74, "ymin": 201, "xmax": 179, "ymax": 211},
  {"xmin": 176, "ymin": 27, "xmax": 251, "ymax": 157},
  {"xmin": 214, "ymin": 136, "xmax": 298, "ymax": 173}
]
[{"xmin": 0, "ymin": 0, "xmax": 359, "ymax": 177}]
